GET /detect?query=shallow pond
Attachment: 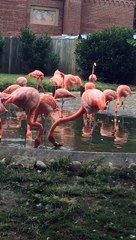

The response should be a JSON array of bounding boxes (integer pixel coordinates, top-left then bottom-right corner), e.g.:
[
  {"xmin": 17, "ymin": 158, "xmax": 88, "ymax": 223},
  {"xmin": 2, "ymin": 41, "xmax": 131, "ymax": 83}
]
[{"xmin": 0, "ymin": 107, "xmax": 136, "ymax": 153}]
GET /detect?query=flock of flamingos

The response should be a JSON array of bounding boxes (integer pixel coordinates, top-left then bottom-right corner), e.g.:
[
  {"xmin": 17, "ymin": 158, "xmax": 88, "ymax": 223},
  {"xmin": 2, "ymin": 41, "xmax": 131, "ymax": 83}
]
[{"xmin": 0, "ymin": 63, "xmax": 132, "ymax": 148}]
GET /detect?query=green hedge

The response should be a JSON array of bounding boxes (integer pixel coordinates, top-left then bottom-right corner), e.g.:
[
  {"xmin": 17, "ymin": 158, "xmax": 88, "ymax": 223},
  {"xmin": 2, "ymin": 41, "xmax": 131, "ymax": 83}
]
[
  {"xmin": 75, "ymin": 26, "xmax": 136, "ymax": 85},
  {"xmin": 19, "ymin": 27, "xmax": 59, "ymax": 75}
]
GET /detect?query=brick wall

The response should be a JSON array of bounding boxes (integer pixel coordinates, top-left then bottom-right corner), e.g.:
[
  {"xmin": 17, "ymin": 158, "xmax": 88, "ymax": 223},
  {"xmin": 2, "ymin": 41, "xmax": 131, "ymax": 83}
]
[
  {"xmin": 0, "ymin": 0, "xmax": 64, "ymax": 37},
  {"xmin": 0, "ymin": 0, "xmax": 135, "ymax": 37},
  {"xmin": 0, "ymin": 0, "xmax": 27, "ymax": 37},
  {"xmin": 81, "ymin": 0, "xmax": 135, "ymax": 33},
  {"xmin": 63, "ymin": 0, "xmax": 82, "ymax": 35}
]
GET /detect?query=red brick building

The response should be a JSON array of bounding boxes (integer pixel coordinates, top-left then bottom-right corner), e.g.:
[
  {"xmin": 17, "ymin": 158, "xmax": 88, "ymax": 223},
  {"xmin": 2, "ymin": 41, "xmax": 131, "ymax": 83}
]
[{"xmin": 0, "ymin": 0, "xmax": 135, "ymax": 37}]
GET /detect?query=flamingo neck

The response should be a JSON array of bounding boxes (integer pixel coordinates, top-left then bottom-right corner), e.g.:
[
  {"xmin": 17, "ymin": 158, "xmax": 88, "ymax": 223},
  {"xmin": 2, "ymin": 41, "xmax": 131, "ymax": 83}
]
[
  {"xmin": 48, "ymin": 106, "xmax": 85, "ymax": 146},
  {"xmin": 27, "ymin": 109, "xmax": 44, "ymax": 147}
]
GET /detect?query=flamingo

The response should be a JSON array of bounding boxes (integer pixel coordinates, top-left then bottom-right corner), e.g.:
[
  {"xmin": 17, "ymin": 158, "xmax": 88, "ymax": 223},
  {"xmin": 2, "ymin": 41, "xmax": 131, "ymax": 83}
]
[
  {"xmin": 15, "ymin": 76, "xmax": 27, "ymax": 86},
  {"xmin": 84, "ymin": 82, "xmax": 96, "ymax": 91},
  {"xmin": 34, "ymin": 94, "xmax": 60, "ymax": 122},
  {"xmin": 28, "ymin": 70, "xmax": 45, "ymax": 93},
  {"xmin": 115, "ymin": 85, "xmax": 131, "ymax": 114},
  {"xmin": 64, "ymin": 74, "xmax": 83, "ymax": 90},
  {"xmin": 24, "ymin": 94, "xmax": 60, "ymax": 142},
  {"xmin": 47, "ymin": 89, "xmax": 106, "ymax": 147},
  {"xmin": 3, "ymin": 84, "xmax": 21, "ymax": 94},
  {"xmin": 103, "ymin": 89, "xmax": 117, "ymax": 109},
  {"xmin": 80, "ymin": 63, "xmax": 97, "ymax": 96},
  {"xmin": 50, "ymin": 70, "xmax": 84, "ymax": 96},
  {"xmin": 2, "ymin": 87, "xmax": 44, "ymax": 148},
  {"xmin": 54, "ymin": 88, "xmax": 76, "ymax": 117},
  {"xmin": 0, "ymin": 97, "xmax": 8, "ymax": 141},
  {"xmin": 50, "ymin": 70, "xmax": 65, "ymax": 96},
  {"xmin": 89, "ymin": 62, "xmax": 97, "ymax": 82}
]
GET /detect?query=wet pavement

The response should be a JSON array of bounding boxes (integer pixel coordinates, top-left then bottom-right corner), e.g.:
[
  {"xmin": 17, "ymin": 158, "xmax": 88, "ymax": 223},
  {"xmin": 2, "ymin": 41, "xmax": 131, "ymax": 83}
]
[{"xmin": 62, "ymin": 91, "xmax": 136, "ymax": 118}]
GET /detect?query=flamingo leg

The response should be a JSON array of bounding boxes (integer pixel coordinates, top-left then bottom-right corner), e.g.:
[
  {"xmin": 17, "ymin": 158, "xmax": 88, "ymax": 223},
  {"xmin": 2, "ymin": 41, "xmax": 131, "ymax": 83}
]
[
  {"xmin": 60, "ymin": 98, "xmax": 64, "ymax": 118},
  {"xmin": 40, "ymin": 79, "xmax": 45, "ymax": 93},
  {"xmin": 27, "ymin": 108, "xmax": 44, "ymax": 148},
  {"xmin": 0, "ymin": 118, "xmax": 3, "ymax": 142}
]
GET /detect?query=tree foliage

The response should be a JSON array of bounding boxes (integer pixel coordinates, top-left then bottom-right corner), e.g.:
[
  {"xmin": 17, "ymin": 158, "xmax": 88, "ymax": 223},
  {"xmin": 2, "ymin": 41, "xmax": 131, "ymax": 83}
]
[
  {"xmin": 19, "ymin": 27, "xmax": 59, "ymax": 75},
  {"xmin": 75, "ymin": 26, "xmax": 136, "ymax": 84}
]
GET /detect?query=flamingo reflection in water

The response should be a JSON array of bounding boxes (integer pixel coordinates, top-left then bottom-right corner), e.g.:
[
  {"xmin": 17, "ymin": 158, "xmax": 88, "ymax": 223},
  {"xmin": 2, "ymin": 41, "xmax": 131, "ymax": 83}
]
[
  {"xmin": 113, "ymin": 117, "xmax": 128, "ymax": 145},
  {"xmin": 48, "ymin": 89, "xmax": 107, "ymax": 147},
  {"xmin": 99, "ymin": 116, "xmax": 128, "ymax": 145}
]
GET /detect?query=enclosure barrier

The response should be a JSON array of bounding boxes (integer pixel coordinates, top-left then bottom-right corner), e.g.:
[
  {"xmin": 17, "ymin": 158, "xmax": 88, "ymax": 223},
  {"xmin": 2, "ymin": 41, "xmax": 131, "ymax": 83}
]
[{"xmin": 0, "ymin": 37, "xmax": 78, "ymax": 75}]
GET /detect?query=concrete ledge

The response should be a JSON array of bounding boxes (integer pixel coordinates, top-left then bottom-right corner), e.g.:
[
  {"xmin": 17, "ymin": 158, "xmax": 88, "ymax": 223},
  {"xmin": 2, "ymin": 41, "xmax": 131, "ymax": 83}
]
[{"xmin": 0, "ymin": 146, "xmax": 136, "ymax": 167}]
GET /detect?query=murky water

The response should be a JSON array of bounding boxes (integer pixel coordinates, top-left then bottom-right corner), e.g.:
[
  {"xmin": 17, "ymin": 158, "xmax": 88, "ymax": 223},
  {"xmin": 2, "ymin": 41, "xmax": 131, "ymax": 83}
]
[{"xmin": 0, "ymin": 107, "xmax": 136, "ymax": 153}]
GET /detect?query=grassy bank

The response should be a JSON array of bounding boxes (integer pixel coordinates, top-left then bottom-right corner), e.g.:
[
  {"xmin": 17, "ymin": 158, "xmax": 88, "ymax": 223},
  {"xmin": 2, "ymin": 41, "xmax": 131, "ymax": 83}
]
[
  {"xmin": 0, "ymin": 158, "xmax": 136, "ymax": 240},
  {"xmin": 0, "ymin": 73, "xmax": 136, "ymax": 92}
]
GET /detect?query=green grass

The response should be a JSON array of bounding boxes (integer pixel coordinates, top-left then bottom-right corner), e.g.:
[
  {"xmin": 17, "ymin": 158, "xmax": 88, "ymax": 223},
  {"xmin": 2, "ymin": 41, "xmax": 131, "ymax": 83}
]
[
  {"xmin": 0, "ymin": 73, "xmax": 136, "ymax": 92},
  {"xmin": 0, "ymin": 73, "xmax": 52, "ymax": 92},
  {"xmin": 0, "ymin": 158, "xmax": 136, "ymax": 240}
]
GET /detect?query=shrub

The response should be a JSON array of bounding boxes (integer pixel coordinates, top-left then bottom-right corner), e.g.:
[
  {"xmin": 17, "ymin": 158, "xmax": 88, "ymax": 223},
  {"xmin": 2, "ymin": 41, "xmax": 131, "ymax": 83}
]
[
  {"xmin": 75, "ymin": 26, "xmax": 136, "ymax": 84},
  {"xmin": 19, "ymin": 27, "xmax": 59, "ymax": 75}
]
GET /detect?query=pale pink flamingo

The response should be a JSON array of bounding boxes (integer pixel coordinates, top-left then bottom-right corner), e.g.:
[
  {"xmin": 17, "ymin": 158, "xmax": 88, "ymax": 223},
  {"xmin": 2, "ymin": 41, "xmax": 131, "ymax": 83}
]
[
  {"xmin": 115, "ymin": 85, "xmax": 131, "ymax": 114},
  {"xmin": 15, "ymin": 76, "xmax": 27, "ymax": 86},
  {"xmin": 47, "ymin": 89, "xmax": 106, "ymax": 147},
  {"xmin": 28, "ymin": 70, "xmax": 45, "ymax": 93}
]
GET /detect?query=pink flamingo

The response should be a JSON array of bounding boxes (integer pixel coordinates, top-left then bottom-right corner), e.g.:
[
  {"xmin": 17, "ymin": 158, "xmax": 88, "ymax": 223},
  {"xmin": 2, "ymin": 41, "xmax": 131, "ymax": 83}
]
[
  {"xmin": 0, "ymin": 95, "xmax": 8, "ymax": 141},
  {"xmin": 2, "ymin": 87, "xmax": 44, "ymax": 148},
  {"xmin": 115, "ymin": 85, "xmax": 131, "ymax": 114},
  {"xmin": 64, "ymin": 74, "xmax": 83, "ymax": 90},
  {"xmin": 103, "ymin": 89, "xmax": 117, "ymax": 109},
  {"xmin": 47, "ymin": 89, "xmax": 106, "ymax": 147},
  {"xmin": 28, "ymin": 70, "xmax": 45, "ymax": 93},
  {"xmin": 50, "ymin": 70, "xmax": 65, "ymax": 96},
  {"xmin": 3, "ymin": 84, "xmax": 21, "ymax": 94},
  {"xmin": 54, "ymin": 88, "xmax": 76, "ymax": 117},
  {"xmin": 34, "ymin": 94, "xmax": 60, "ymax": 121},
  {"xmin": 25, "ymin": 94, "xmax": 60, "ymax": 141},
  {"xmin": 89, "ymin": 62, "xmax": 97, "ymax": 82},
  {"xmin": 84, "ymin": 82, "xmax": 96, "ymax": 91}
]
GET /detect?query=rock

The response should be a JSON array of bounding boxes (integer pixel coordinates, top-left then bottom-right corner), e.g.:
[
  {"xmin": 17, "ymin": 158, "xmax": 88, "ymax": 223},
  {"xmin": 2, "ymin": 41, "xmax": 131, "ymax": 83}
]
[
  {"xmin": 34, "ymin": 160, "xmax": 47, "ymax": 171},
  {"xmin": 10, "ymin": 155, "xmax": 36, "ymax": 169},
  {"xmin": 69, "ymin": 161, "xmax": 82, "ymax": 172}
]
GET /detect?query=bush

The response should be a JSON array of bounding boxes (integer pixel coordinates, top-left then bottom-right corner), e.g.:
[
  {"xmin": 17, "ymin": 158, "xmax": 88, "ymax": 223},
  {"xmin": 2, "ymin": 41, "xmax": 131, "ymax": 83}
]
[
  {"xmin": 75, "ymin": 26, "xmax": 136, "ymax": 84},
  {"xmin": 19, "ymin": 27, "xmax": 59, "ymax": 75}
]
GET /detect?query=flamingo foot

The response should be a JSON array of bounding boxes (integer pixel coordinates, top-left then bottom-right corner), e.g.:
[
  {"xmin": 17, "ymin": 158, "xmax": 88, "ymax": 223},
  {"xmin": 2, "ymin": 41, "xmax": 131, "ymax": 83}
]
[{"xmin": 48, "ymin": 135, "xmax": 63, "ymax": 147}]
